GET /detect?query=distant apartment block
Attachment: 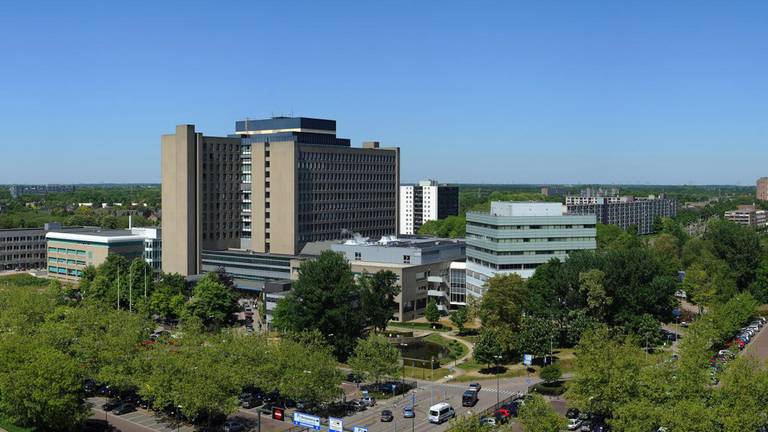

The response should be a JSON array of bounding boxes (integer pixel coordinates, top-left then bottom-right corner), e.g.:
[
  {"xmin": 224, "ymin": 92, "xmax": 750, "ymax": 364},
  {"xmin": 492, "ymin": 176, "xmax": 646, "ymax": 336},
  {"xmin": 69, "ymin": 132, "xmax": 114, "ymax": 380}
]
[
  {"xmin": 566, "ymin": 192, "xmax": 677, "ymax": 235},
  {"xmin": 0, "ymin": 223, "xmax": 91, "ymax": 271},
  {"xmin": 399, "ymin": 180, "xmax": 459, "ymax": 235},
  {"xmin": 725, "ymin": 205, "xmax": 767, "ymax": 227},
  {"xmin": 162, "ymin": 117, "xmax": 400, "ymax": 276},
  {"xmin": 9, "ymin": 184, "xmax": 75, "ymax": 199},
  {"xmin": 325, "ymin": 235, "xmax": 465, "ymax": 321},
  {"xmin": 758, "ymin": 177, "xmax": 768, "ymax": 202},
  {"xmin": 465, "ymin": 202, "xmax": 597, "ymax": 298}
]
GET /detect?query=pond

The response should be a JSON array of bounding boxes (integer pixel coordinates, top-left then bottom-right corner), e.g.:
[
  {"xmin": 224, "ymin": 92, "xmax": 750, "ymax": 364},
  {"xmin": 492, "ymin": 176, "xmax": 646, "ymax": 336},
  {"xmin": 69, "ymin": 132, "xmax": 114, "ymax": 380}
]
[{"xmin": 397, "ymin": 340, "xmax": 449, "ymax": 368}]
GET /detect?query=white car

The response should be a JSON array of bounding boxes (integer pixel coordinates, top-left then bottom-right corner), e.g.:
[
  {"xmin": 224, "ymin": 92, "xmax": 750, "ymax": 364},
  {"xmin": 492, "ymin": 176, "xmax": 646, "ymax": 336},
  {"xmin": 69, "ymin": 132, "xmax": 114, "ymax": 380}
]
[{"xmin": 568, "ymin": 418, "xmax": 583, "ymax": 431}]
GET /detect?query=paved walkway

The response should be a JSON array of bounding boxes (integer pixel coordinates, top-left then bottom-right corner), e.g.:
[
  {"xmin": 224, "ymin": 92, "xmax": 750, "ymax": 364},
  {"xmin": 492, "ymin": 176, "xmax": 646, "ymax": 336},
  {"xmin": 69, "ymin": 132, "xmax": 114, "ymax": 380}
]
[{"xmin": 436, "ymin": 332, "xmax": 474, "ymax": 383}]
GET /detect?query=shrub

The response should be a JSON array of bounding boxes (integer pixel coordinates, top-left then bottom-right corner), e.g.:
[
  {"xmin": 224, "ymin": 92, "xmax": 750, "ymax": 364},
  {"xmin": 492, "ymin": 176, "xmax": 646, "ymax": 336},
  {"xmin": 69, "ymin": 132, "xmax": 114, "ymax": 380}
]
[{"xmin": 540, "ymin": 363, "xmax": 562, "ymax": 385}]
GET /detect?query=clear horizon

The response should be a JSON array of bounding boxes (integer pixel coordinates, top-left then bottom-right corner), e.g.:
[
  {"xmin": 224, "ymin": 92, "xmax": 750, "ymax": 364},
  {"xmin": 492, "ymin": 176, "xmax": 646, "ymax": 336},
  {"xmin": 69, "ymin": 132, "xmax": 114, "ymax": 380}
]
[{"xmin": 1, "ymin": 1, "xmax": 767, "ymax": 185}]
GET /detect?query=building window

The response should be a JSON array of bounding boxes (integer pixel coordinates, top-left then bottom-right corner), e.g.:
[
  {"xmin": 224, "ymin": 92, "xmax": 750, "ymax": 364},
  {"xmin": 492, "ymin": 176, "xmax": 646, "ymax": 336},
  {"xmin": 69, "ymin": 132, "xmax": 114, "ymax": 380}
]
[
  {"xmin": 403, "ymin": 255, "xmax": 411, "ymax": 264},
  {"xmin": 354, "ymin": 252, "xmax": 361, "ymax": 261}
]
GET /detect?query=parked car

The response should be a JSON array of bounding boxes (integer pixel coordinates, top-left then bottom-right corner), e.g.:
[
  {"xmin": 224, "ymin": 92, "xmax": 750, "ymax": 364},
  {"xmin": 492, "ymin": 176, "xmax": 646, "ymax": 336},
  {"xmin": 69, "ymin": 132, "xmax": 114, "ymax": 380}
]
[
  {"xmin": 84, "ymin": 379, "xmax": 97, "ymax": 395},
  {"xmin": 346, "ymin": 373, "xmax": 363, "ymax": 383},
  {"xmin": 101, "ymin": 399, "xmax": 121, "ymax": 412},
  {"xmin": 361, "ymin": 395, "xmax": 376, "ymax": 407},
  {"xmin": 403, "ymin": 406, "xmax": 415, "ymax": 418},
  {"xmin": 567, "ymin": 408, "xmax": 581, "ymax": 419},
  {"xmin": 348, "ymin": 400, "xmax": 367, "ymax": 412},
  {"xmin": 113, "ymin": 403, "xmax": 136, "ymax": 415},
  {"xmin": 380, "ymin": 410, "xmax": 394, "ymax": 422},
  {"xmin": 240, "ymin": 395, "xmax": 260, "ymax": 409},
  {"xmin": 468, "ymin": 383, "xmax": 482, "ymax": 391},
  {"xmin": 568, "ymin": 418, "xmax": 583, "ymax": 431},
  {"xmin": 479, "ymin": 416, "xmax": 497, "ymax": 426},
  {"xmin": 223, "ymin": 420, "xmax": 246, "ymax": 432}
]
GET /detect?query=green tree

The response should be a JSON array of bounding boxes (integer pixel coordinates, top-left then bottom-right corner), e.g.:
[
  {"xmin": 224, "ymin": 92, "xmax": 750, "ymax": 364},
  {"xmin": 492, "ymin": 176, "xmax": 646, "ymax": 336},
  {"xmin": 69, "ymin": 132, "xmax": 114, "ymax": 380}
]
[
  {"xmin": 649, "ymin": 232, "xmax": 682, "ymax": 274},
  {"xmin": 446, "ymin": 413, "xmax": 491, "ymax": 432},
  {"xmin": 425, "ymin": 298, "xmax": 440, "ymax": 327},
  {"xmin": 272, "ymin": 251, "xmax": 364, "ymax": 359},
  {"xmin": 270, "ymin": 338, "xmax": 343, "ymax": 404},
  {"xmin": 0, "ymin": 338, "xmax": 87, "ymax": 431},
  {"xmin": 578, "ymin": 269, "xmax": 612, "ymax": 321},
  {"xmin": 359, "ymin": 271, "xmax": 400, "ymax": 332},
  {"xmin": 349, "ymin": 334, "xmax": 402, "ymax": 383},
  {"xmin": 140, "ymin": 337, "xmax": 240, "ymax": 422},
  {"xmin": 449, "ymin": 307, "xmax": 469, "ymax": 333},
  {"xmin": 517, "ymin": 316, "xmax": 557, "ymax": 359},
  {"xmin": 748, "ymin": 256, "xmax": 768, "ymax": 303},
  {"xmin": 704, "ymin": 218, "xmax": 762, "ymax": 289},
  {"xmin": 539, "ymin": 363, "xmax": 562, "ymax": 384},
  {"xmin": 566, "ymin": 326, "xmax": 644, "ymax": 417},
  {"xmin": 518, "ymin": 394, "xmax": 566, "ymax": 432},
  {"xmin": 183, "ymin": 272, "xmax": 238, "ymax": 328},
  {"xmin": 479, "ymin": 273, "xmax": 528, "ymax": 330},
  {"xmin": 713, "ymin": 356, "xmax": 768, "ymax": 432},
  {"xmin": 473, "ymin": 327, "xmax": 504, "ymax": 367}
]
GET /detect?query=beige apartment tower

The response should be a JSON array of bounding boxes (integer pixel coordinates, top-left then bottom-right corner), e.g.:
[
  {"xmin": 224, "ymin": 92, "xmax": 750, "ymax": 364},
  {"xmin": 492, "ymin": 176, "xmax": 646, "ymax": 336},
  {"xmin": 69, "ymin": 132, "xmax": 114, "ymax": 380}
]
[
  {"xmin": 161, "ymin": 125, "xmax": 240, "ymax": 275},
  {"xmin": 162, "ymin": 117, "xmax": 400, "ymax": 275}
]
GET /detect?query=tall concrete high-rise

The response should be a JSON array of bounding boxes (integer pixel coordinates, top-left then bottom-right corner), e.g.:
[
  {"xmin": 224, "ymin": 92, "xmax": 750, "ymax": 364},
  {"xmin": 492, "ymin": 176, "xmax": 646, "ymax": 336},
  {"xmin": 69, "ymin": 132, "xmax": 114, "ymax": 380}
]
[
  {"xmin": 162, "ymin": 117, "xmax": 400, "ymax": 275},
  {"xmin": 161, "ymin": 125, "xmax": 241, "ymax": 275},
  {"xmin": 758, "ymin": 177, "xmax": 768, "ymax": 202},
  {"xmin": 235, "ymin": 117, "xmax": 399, "ymax": 255},
  {"xmin": 399, "ymin": 180, "xmax": 459, "ymax": 235}
]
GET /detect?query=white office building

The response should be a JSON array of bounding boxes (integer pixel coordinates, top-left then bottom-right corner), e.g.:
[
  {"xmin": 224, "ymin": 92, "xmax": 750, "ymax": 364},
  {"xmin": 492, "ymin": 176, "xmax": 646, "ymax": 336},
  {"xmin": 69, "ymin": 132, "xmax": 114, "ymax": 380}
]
[{"xmin": 465, "ymin": 202, "xmax": 597, "ymax": 298}]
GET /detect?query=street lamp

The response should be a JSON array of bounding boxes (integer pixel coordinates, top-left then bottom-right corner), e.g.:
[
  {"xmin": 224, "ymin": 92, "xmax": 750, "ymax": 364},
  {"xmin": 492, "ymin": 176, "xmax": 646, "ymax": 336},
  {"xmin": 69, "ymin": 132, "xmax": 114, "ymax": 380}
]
[
  {"xmin": 494, "ymin": 355, "xmax": 503, "ymax": 407},
  {"xmin": 176, "ymin": 405, "xmax": 182, "ymax": 432}
]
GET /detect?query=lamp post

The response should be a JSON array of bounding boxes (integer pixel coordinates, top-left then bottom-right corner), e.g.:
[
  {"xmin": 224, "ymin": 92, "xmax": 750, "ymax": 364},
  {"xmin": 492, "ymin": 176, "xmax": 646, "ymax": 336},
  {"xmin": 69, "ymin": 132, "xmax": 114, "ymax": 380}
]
[
  {"xmin": 176, "ymin": 405, "xmax": 182, "ymax": 432},
  {"xmin": 430, "ymin": 356, "xmax": 435, "ymax": 406},
  {"xmin": 494, "ymin": 355, "xmax": 503, "ymax": 407}
]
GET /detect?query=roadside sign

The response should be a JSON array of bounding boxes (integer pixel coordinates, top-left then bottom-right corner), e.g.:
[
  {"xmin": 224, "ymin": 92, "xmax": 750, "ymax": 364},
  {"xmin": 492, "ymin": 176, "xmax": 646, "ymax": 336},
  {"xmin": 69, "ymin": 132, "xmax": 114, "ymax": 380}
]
[
  {"xmin": 329, "ymin": 417, "xmax": 343, "ymax": 432},
  {"xmin": 272, "ymin": 407, "xmax": 284, "ymax": 421},
  {"xmin": 353, "ymin": 427, "xmax": 368, "ymax": 432},
  {"xmin": 523, "ymin": 354, "xmax": 533, "ymax": 366},
  {"xmin": 292, "ymin": 412, "xmax": 321, "ymax": 430}
]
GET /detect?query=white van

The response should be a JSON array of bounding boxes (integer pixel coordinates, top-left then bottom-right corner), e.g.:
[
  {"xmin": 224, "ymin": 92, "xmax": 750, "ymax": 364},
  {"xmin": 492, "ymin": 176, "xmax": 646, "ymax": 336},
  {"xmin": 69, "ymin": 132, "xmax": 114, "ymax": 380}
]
[{"xmin": 428, "ymin": 402, "xmax": 455, "ymax": 424}]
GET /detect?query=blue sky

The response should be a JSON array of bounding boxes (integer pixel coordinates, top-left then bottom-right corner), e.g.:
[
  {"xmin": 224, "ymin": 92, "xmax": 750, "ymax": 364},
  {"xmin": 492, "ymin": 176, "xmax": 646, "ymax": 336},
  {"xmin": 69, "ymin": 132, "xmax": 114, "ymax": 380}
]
[{"xmin": 0, "ymin": 1, "xmax": 766, "ymax": 185}]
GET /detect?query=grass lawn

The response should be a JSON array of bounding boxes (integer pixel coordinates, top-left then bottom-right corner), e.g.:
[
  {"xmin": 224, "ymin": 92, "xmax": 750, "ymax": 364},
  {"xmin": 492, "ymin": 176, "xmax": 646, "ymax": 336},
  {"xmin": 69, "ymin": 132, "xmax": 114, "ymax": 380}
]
[
  {"xmin": 402, "ymin": 365, "xmax": 453, "ymax": 381},
  {"xmin": 0, "ymin": 418, "xmax": 34, "ymax": 432},
  {"xmin": 451, "ymin": 348, "xmax": 577, "ymax": 383}
]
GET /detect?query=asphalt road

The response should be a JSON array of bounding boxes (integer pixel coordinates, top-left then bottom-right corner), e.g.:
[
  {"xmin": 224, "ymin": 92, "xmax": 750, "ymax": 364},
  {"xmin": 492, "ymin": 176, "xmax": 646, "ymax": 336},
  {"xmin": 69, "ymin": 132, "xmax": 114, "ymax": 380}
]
[
  {"xmin": 87, "ymin": 374, "xmax": 558, "ymax": 432},
  {"xmin": 338, "ymin": 376, "xmax": 536, "ymax": 432}
]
